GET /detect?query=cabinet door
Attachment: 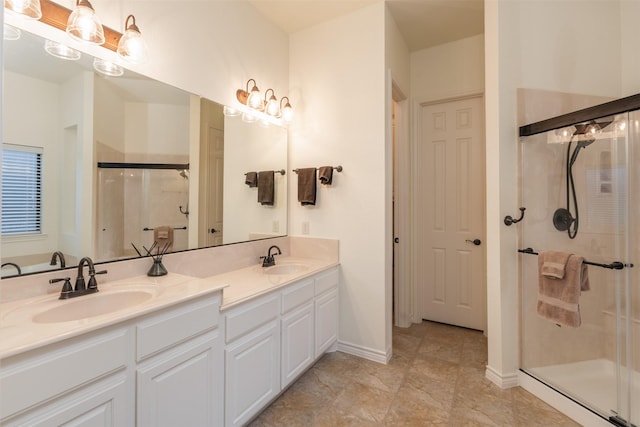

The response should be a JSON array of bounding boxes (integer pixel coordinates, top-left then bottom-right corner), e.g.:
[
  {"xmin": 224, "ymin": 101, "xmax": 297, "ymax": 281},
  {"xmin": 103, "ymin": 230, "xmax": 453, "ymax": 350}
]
[
  {"xmin": 281, "ymin": 302, "xmax": 314, "ymax": 388},
  {"xmin": 225, "ymin": 322, "xmax": 280, "ymax": 427},
  {"xmin": 315, "ymin": 288, "xmax": 338, "ymax": 357},
  {"xmin": 2, "ymin": 374, "xmax": 130, "ymax": 427},
  {"xmin": 137, "ymin": 331, "xmax": 222, "ymax": 427}
]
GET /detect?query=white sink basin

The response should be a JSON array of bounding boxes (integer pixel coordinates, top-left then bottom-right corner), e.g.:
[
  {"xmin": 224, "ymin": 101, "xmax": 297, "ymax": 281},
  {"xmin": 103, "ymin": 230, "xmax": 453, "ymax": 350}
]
[
  {"xmin": 32, "ymin": 289, "xmax": 155, "ymax": 324},
  {"xmin": 264, "ymin": 263, "xmax": 309, "ymax": 275}
]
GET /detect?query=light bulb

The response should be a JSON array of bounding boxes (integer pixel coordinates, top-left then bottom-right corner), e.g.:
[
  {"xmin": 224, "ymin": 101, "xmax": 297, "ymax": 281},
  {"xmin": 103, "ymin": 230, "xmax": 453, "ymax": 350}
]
[
  {"xmin": 66, "ymin": 0, "xmax": 105, "ymax": 45},
  {"xmin": 5, "ymin": 0, "xmax": 42, "ymax": 19},
  {"xmin": 117, "ymin": 15, "xmax": 148, "ymax": 64},
  {"xmin": 247, "ymin": 86, "xmax": 263, "ymax": 110}
]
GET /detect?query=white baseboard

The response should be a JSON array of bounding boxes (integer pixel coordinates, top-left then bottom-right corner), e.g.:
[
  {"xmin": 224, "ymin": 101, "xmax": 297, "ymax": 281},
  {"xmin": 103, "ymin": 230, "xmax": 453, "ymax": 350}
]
[
  {"xmin": 485, "ymin": 365, "xmax": 519, "ymax": 388},
  {"xmin": 337, "ymin": 340, "xmax": 391, "ymax": 364},
  {"xmin": 518, "ymin": 371, "xmax": 612, "ymax": 427}
]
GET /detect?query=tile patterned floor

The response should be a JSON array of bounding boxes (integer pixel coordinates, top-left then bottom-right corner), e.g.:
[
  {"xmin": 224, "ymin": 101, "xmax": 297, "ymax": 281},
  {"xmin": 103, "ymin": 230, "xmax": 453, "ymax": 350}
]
[{"xmin": 249, "ymin": 321, "xmax": 581, "ymax": 426}]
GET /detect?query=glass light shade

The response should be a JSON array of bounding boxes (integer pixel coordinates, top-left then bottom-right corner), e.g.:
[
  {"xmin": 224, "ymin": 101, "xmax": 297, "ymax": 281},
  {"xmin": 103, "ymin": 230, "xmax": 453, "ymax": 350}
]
[
  {"xmin": 4, "ymin": 25, "xmax": 21, "ymax": 40},
  {"xmin": 281, "ymin": 103, "xmax": 293, "ymax": 122},
  {"xmin": 247, "ymin": 87, "xmax": 263, "ymax": 110},
  {"xmin": 66, "ymin": 2, "xmax": 105, "ymax": 45},
  {"xmin": 223, "ymin": 106, "xmax": 241, "ymax": 117},
  {"xmin": 5, "ymin": 0, "xmax": 42, "ymax": 19},
  {"xmin": 265, "ymin": 97, "xmax": 280, "ymax": 117},
  {"xmin": 117, "ymin": 18, "xmax": 148, "ymax": 64},
  {"xmin": 93, "ymin": 58, "xmax": 124, "ymax": 77},
  {"xmin": 44, "ymin": 40, "xmax": 81, "ymax": 60}
]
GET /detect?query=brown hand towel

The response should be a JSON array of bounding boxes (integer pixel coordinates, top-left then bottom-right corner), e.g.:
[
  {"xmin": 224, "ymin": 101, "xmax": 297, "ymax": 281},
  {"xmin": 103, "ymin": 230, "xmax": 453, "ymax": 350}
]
[
  {"xmin": 297, "ymin": 168, "xmax": 316, "ymax": 206},
  {"xmin": 258, "ymin": 171, "xmax": 274, "ymax": 205},
  {"xmin": 540, "ymin": 250, "xmax": 572, "ymax": 279},
  {"xmin": 318, "ymin": 166, "xmax": 333, "ymax": 185},
  {"xmin": 153, "ymin": 226, "xmax": 174, "ymax": 253},
  {"xmin": 537, "ymin": 253, "xmax": 590, "ymax": 328},
  {"xmin": 245, "ymin": 171, "xmax": 258, "ymax": 187}
]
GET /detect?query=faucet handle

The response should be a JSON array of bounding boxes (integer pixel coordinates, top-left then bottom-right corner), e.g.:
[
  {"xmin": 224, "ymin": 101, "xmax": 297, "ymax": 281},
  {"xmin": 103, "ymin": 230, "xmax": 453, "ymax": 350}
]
[
  {"xmin": 50, "ymin": 277, "xmax": 73, "ymax": 299},
  {"xmin": 87, "ymin": 270, "xmax": 108, "ymax": 291}
]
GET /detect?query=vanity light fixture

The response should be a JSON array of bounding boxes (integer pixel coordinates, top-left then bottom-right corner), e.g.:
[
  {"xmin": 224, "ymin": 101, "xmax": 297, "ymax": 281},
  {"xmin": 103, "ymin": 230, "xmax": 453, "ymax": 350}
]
[
  {"xmin": 93, "ymin": 57, "xmax": 124, "ymax": 77},
  {"xmin": 3, "ymin": 24, "xmax": 21, "ymax": 40},
  {"xmin": 264, "ymin": 89, "xmax": 280, "ymax": 117},
  {"xmin": 44, "ymin": 39, "xmax": 81, "ymax": 60},
  {"xmin": 237, "ymin": 79, "xmax": 264, "ymax": 111},
  {"xmin": 66, "ymin": 0, "xmax": 105, "ymax": 45},
  {"xmin": 280, "ymin": 96, "xmax": 293, "ymax": 122},
  {"xmin": 4, "ymin": 0, "xmax": 42, "ymax": 19},
  {"xmin": 116, "ymin": 15, "xmax": 148, "ymax": 64}
]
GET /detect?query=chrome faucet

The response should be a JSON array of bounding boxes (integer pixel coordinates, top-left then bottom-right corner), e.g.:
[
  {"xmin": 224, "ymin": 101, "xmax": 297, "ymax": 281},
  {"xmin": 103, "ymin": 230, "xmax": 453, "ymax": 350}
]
[
  {"xmin": 261, "ymin": 245, "xmax": 282, "ymax": 267},
  {"xmin": 50, "ymin": 251, "xmax": 66, "ymax": 269}
]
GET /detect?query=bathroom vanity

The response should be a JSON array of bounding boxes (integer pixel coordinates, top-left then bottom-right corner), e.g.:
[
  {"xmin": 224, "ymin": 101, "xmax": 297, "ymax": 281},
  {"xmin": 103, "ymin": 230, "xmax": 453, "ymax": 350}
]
[{"xmin": 0, "ymin": 249, "xmax": 339, "ymax": 427}]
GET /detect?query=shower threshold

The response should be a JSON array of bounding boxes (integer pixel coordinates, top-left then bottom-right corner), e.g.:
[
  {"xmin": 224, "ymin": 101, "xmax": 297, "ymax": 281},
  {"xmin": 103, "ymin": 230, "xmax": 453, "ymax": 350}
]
[{"xmin": 526, "ymin": 358, "xmax": 639, "ymax": 425}]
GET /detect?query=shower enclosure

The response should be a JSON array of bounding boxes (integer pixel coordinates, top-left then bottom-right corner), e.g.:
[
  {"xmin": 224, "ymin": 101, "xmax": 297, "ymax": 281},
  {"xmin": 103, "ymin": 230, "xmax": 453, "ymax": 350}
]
[
  {"xmin": 96, "ymin": 163, "xmax": 190, "ymax": 262},
  {"xmin": 519, "ymin": 96, "xmax": 639, "ymax": 426}
]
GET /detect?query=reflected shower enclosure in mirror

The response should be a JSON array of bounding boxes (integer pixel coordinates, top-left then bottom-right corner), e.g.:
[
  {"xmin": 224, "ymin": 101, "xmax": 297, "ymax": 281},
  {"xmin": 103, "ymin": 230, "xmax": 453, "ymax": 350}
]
[{"xmin": 1, "ymin": 29, "xmax": 288, "ymax": 278}]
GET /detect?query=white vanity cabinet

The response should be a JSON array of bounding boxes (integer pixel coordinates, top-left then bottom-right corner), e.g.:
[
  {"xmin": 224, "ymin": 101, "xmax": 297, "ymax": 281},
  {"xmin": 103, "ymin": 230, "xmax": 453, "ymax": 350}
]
[
  {"xmin": 0, "ymin": 327, "xmax": 133, "ymax": 426},
  {"xmin": 224, "ymin": 294, "xmax": 281, "ymax": 427},
  {"xmin": 281, "ymin": 278, "xmax": 315, "ymax": 388},
  {"xmin": 314, "ymin": 268, "xmax": 339, "ymax": 357},
  {"xmin": 0, "ymin": 291, "xmax": 224, "ymax": 427},
  {"xmin": 136, "ymin": 295, "xmax": 223, "ymax": 427},
  {"xmin": 222, "ymin": 266, "xmax": 339, "ymax": 427}
]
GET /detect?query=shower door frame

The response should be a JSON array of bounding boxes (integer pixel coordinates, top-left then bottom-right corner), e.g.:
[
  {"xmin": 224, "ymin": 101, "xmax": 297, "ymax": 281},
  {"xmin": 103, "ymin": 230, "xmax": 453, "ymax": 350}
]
[{"xmin": 518, "ymin": 94, "xmax": 640, "ymax": 427}]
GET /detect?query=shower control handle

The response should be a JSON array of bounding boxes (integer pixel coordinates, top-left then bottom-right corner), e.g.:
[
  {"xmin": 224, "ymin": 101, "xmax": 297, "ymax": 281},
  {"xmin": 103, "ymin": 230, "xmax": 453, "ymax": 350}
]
[{"xmin": 465, "ymin": 239, "xmax": 482, "ymax": 246}]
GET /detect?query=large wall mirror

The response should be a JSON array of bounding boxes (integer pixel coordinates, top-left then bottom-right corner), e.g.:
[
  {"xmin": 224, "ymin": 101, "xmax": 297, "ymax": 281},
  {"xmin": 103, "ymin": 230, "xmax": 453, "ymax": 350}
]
[{"xmin": 1, "ymin": 29, "xmax": 288, "ymax": 278}]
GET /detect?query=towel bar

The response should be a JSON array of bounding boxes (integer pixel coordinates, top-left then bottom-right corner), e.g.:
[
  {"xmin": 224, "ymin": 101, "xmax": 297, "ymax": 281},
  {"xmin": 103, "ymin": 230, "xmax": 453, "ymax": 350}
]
[
  {"xmin": 518, "ymin": 248, "xmax": 633, "ymax": 270},
  {"xmin": 244, "ymin": 170, "xmax": 285, "ymax": 176},
  {"xmin": 293, "ymin": 165, "xmax": 343, "ymax": 174},
  {"xmin": 143, "ymin": 226, "xmax": 187, "ymax": 231}
]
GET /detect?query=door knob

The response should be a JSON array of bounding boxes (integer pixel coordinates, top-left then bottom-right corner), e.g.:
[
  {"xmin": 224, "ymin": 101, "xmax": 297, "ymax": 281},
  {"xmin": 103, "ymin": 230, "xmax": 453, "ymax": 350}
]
[
  {"xmin": 465, "ymin": 239, "xmax": 482, "ymax": 246},
  {"xmin": 394, "ymin": 237, "xmax": 399, "ymax": 243}
]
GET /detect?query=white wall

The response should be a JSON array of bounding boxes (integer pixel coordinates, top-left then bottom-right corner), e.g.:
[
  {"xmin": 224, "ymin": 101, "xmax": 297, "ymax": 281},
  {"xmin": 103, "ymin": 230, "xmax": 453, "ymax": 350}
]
[
  {"xmin": 223, "ymin": 116, "xmax": 288, "ymax": 243},
  {"xmin": 124, "ymin": 103, "xmax": 190, "ymax": 158},
  {"xmin": 2, "ymin": 72, "xmax": 61, "ymax": 259},
  {"xmin": 484, "ymin": 0, "xmax": 626, "ymax": 386},
  {"xmin": 385, "ymin": 9, "xmax": 410, "ymax": 97},
  {"xmin": 289, "ymin": 3, "xmax": 390, "ymax": 361},
  {"xmin": 411, "ymin": 34, "xmax": 485, "ymax": 102},
  {"xmin": 621, "ymin": 0, "xmax": 640, "ymax": 95}
]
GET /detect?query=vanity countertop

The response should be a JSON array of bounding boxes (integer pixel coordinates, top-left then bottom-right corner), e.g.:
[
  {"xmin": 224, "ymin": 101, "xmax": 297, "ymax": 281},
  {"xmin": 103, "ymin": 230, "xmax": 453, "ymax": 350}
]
[
  {"xmin": 210, "ymin": 256, "xmax": 340, "ymax": 310},
  {"xmin": 0, "ymin": 256, "xmax": 338, "ymax": 359},
  {"xmin": 0, "ymin": 273, "xmax": 227, "ymax": 359}
]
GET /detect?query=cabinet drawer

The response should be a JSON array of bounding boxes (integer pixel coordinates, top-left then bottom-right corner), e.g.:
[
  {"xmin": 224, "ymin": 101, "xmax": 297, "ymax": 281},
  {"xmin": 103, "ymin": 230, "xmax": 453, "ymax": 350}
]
[
  {"xmin": 0, "ymin": 327, "xmax": 129, "ymax": 420},
  {"xmin": 137, "ymin": 294, "xmax": 220, "ymax": 361},
  {"xmin": 281, "ymin": 279, "xmax": 314, "ymax": 314},
  {"xmin": 315, "ymin": 267, "xmax": 339, "ymax": 295},
  {"xmin": 225, "ymin": 294, "xmax": 279, "ymax": 343}
]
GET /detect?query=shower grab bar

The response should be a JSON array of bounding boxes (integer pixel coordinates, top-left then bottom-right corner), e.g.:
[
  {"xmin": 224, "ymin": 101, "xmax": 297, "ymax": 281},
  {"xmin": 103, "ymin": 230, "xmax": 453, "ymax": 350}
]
[
  {"xmin": 143, "ymin": 226, "xmax": 187, "ymax": 231},
  {"xmin": 518, "ymin": 248, "xmax": 633, "ymax": 270}
]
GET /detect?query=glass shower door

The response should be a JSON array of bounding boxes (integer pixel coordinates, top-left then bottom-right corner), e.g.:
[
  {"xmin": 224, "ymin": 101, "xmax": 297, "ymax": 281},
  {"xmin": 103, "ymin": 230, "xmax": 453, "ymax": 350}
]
[{"xmin": 519, "ymin": 112, "xmax": 636, "ymax": 426}]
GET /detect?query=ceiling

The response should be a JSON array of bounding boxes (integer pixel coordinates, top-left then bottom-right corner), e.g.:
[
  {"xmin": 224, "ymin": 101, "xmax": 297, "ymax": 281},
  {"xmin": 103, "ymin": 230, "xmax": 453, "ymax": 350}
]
[{"xmin": 247, "ymin": 0, "xmax": 484, "ymax": 52}]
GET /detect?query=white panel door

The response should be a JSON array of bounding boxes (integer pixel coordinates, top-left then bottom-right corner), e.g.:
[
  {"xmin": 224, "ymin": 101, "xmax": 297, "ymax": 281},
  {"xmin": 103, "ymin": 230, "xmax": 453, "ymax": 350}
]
[{"xmin": 417, "ymin": 96, "xmax": 486, "ymax": 330}]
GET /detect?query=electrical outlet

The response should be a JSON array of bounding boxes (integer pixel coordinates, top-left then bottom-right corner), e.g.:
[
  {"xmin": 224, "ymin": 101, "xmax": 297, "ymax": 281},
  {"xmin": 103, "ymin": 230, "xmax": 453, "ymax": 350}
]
[
  {"xmin": 302, "ymin": 221, "xmax": 310, "ymax": 235},
  {"xmin": 272, "ymin": 220, "xmax": 279, "ymax": 233}
]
